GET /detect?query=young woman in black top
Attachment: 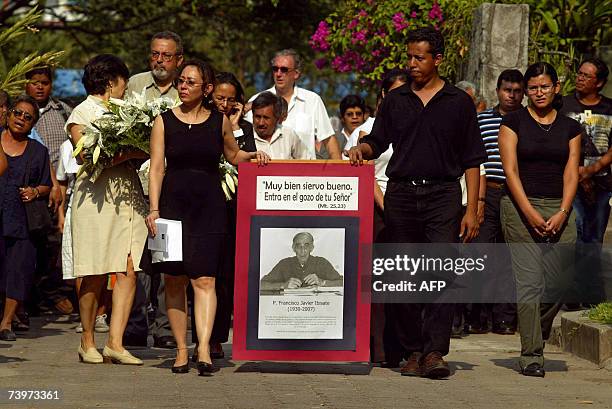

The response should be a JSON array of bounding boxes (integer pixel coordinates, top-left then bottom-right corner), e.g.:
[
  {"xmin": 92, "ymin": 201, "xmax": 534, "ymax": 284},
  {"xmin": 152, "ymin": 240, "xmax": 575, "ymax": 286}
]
[{"xmin": 499, "ymin": 62, "xmax": 582, "ymax": 377}]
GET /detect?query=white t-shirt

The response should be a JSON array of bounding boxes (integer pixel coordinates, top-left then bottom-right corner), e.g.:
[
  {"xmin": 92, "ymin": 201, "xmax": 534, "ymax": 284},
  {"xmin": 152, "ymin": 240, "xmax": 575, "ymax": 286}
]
[
  {"xmin": 346, "ymin": 117, "xmax": 375, "ymax": 150},
  {"xmin": 56, "ymin": 139, "xmax": 80, "ymax": 194},
  {"xmin": 254, "ymin": 126, "xmax": 313, "ymax": 160},
  {"xmin": 460, "ymin": 164, "xmax": 487, "ymax": 206},
  {"xmin": 344, "ymin": 117, "xmax": 393, "ymax": 193},
  {"xmin": 246, "ymin": 86, "xmax": 335, "ymax": 159}
]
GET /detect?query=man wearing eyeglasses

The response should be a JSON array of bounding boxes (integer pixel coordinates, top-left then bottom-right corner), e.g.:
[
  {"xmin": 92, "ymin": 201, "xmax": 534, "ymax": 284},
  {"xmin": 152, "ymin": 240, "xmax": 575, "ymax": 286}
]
[
  {"xmin": 126, "ymin": 31, "xmax": 183, "ymax": 102},
  {"xmin": 560, "ymin": 58, "xmax": 612, "ymax": 308},
  {"xmin": 123, "ymin": 31, "xmax": 183, "ymax": 350},
  {"xmin": 245, "ymin": 49, "xmax": 340, "ymax": 159}
]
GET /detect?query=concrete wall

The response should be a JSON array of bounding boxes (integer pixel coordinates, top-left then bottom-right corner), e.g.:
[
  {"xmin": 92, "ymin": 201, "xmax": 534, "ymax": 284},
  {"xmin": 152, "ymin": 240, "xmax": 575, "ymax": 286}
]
[{"xmin": 463, "ymin": 3, "xmax": 530, "ymax": 108}]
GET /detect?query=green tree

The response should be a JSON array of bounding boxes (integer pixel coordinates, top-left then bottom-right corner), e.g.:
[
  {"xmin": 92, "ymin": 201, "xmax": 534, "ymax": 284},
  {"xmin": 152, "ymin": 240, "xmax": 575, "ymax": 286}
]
[
  {"xmin": 2, "ymin": 1, "xmax": 335, "ymax": 99},
  {"xmin": 0, "ymin": 7, "xmax": 63, "ymax": 96},
  {"xmin": 528, "ymin": 0, "xmax": 612, "ymax": 94}
]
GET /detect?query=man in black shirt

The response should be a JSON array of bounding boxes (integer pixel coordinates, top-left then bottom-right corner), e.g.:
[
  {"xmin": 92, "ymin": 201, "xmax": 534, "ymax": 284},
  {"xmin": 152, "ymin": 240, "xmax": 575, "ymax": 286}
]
[
  {"xmin": 561, "ymin": 58, "xmax": 612, "ymax": 306},
  {"xmin": 348, "ymin": 27, "xmax": 486, "ymax": 379}
]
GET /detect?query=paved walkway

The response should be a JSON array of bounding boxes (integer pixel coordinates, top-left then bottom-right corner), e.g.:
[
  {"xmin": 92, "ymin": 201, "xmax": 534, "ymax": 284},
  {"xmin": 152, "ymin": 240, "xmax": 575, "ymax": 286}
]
[{"xmin": 0, "ymin": 314, "xmax": 610, "ymax": 409}]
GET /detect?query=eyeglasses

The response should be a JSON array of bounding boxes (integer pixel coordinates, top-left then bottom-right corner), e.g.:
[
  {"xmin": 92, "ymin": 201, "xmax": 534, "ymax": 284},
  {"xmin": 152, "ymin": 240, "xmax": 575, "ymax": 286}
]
[
  {"xmin": 150, "ymin": 51, "xmax": 180, "ymax": 62},
  {"xmin": 272, "ymin": 66, "xmax": 295, "ymax": 74},
  {"xmin": 576, "ymin": 71, "xmax": 596, "ymax": 80},
  {"xmin": 11, "ymin": 108, "xmax": 34, "ymax": 122},
  {"xmin": 175, "ymin": 78, "xmax": 204, "ymax": 88},
  {"xmin": 214, "ymin": 95, "xmax": 237, "ymax": 105},
  {"xmin": 526, "ymin": 84, "xmax": 554, "ymax": 94}
]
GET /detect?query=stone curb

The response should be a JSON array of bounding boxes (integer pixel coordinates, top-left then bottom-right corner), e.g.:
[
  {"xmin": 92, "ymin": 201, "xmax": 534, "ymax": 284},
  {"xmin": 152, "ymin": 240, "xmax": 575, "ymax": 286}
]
[{"xmin": 550, "ymin": 311, "xmax": 612, "ymax": 369}]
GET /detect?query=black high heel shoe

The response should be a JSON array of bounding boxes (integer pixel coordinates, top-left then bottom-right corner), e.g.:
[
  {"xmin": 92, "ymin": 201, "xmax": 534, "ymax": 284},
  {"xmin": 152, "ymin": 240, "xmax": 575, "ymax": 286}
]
[
  {"xmin": 172, "ymin": 348, "xmax": 190, "ymax": 373},
  {"xmin": 197, "ymin": 361, "xmax": 215, "ymax": 376},
  {"xmin": 171, "ymin": 362, "xmax": 189, "ymax": 374}
]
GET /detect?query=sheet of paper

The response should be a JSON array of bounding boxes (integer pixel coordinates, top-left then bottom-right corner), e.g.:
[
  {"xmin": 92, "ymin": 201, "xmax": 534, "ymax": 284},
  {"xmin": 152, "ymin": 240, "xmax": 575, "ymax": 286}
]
[
  {"xmin": 147, "ymin": 221, "xmax": 168, "ymax": 252},
  {"xmin": 150, "ymin": 218, "xmax": 182, "ymax": 263}
]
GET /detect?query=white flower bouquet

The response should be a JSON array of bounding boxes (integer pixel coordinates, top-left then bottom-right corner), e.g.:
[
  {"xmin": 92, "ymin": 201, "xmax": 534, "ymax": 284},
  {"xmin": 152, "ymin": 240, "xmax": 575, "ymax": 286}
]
[{"xmin": 73, "ymin": 90, "xmax": 178, "ymax": 181}]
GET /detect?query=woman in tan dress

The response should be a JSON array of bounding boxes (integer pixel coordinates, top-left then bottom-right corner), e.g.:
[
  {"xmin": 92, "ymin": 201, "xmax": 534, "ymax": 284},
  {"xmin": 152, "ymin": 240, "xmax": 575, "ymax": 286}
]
[{"xmin": 67, "ymin": 54, "xmax": 148, "ymax": 365}]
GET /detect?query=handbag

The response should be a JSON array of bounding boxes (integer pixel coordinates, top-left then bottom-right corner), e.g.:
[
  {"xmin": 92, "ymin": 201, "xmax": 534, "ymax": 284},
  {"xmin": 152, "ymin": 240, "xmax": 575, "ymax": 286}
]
[{"xmin": 22, "ymin": 142, "xmax": 52, "ymax": 236}]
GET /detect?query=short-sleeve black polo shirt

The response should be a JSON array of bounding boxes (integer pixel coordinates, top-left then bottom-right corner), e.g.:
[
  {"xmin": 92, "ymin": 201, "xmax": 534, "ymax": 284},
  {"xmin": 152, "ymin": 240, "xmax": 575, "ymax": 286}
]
[{"xmin": 361, "ymin": 81, "xmax": 486, "ymax": 181}]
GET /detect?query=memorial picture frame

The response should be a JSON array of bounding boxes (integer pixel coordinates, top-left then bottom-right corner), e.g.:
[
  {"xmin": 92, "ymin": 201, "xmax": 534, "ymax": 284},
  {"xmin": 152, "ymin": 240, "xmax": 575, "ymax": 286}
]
[{"xmin": 233, "ymin": 161, "xmax": 374, "ymax": 362}]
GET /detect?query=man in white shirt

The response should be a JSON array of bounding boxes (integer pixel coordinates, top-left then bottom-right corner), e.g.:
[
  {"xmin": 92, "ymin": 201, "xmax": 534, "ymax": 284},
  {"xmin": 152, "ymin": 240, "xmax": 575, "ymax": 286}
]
[
  {"xmin": 245, "ymin": 49, "xmax": 339, "ymax": 159},
  {"xmin": 252, "ymin": 92, "xmax": 312, "ymax": 160}
]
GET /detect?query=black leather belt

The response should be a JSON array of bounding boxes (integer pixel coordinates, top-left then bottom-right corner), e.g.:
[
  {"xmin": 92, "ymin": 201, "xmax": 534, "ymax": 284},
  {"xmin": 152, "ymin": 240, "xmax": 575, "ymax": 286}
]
[
  {"xmin": 396, "ymin": 178, "xmax": 458, "ymax": 186},
  {"xmin": 486, "ymin": 180, "xmax": 506, "ymax": 189}
]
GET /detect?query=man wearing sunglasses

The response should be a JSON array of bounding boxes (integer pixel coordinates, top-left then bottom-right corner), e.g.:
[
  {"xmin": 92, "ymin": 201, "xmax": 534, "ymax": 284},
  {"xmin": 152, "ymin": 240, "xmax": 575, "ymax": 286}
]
[
  {"xmin": 126, "ymin": 31, "xmax": 183, "ymax": 102},
  {"xmin": 245, "ymin": 49, "xmax": 340, "ymax": 160},
  {"xmin": 560, "ymin": 58, "xmax": 612, "ymax": 308}
]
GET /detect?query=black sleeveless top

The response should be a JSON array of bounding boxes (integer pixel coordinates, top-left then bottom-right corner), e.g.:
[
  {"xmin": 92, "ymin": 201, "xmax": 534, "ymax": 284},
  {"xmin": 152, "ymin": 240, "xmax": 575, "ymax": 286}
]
[{"xmin": 156, "ymin": 109, "xmax": 227, "ymax": 275}]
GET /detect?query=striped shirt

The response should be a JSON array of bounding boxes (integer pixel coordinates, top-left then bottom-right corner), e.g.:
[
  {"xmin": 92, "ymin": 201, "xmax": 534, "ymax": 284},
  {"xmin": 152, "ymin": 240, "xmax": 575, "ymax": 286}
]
[{"xmin": 478, "ymin": 108, "xmax": 505, "ymax": 181}]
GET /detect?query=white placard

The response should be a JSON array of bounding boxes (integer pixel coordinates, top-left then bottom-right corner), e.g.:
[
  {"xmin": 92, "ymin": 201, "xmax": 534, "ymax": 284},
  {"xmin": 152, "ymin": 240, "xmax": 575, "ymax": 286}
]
[
  {"xmin": 258, "ymin": 293, "xmax": 344, "ymax": 339},
  {"xmin": 256, "ymin": 176, "xmax": 359, "ymax": 211}
]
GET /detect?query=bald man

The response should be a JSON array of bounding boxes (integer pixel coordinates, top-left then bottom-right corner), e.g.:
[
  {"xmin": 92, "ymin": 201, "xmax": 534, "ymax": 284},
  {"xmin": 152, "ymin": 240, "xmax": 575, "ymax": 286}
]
[{"xmin": 260, "ymin": 232, "xmax": 343, "ymax": 291}]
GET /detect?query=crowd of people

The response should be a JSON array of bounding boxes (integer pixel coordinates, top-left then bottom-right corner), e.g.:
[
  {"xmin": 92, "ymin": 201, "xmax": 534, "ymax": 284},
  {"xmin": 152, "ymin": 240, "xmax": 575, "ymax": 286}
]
[{"xmin": 0, "ymin": 26, "xmax": 610, "ymax": 380}]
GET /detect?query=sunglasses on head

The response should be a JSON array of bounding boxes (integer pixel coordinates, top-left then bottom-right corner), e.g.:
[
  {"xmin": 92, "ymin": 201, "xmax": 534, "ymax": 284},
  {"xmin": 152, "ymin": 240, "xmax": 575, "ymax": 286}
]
[
  {"xmin": 11, "ymin": 108, "xmax": 34, "ymax": 122},
  {"xmin": 272, "ymin": 66, "xmax": 295, "ymax": 74}
]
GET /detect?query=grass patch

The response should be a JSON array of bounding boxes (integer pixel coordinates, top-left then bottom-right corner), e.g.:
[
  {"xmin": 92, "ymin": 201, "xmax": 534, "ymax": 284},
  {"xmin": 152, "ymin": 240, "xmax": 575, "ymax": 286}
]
[{"xmin": 588, "ymin": 303, "xmax": 612, "ymax": 325}]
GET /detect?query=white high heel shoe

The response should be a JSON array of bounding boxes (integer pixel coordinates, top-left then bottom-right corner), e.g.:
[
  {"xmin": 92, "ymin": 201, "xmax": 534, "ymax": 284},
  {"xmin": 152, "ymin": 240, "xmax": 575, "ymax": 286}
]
[
  {"xmin": 78, "ymin": 345, "xmax": 103, "ymax": 364},
  {"xmin": 102, "ymin": 345, "xmax": 143, "ymax": 365}
]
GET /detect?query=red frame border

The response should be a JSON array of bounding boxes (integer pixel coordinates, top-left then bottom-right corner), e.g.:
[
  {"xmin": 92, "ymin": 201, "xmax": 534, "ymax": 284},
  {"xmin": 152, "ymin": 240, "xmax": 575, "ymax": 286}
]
[{"xmin": 232, "ymin": 161, "xmax": 374, "ymax": 361}]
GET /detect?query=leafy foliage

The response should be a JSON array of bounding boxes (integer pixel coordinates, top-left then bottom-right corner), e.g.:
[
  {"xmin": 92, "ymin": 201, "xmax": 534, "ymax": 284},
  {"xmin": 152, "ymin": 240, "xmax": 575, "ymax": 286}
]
[
  {"xmin": 309, "ymin": 0, "xmax": 496, "ymax": 88},
  {"xmin": 311, "ymin": 0, "xmax": 611, "ymax": 93},
  {"xmin": 527, "ymin": 0, "xmax": 612, "ymax": 94},
  {"xmin": 0, "ymin": 7, "xmax": 64, "ymax": 96},
  {"xmin": 310, "ymin": 0, "xmax": 448, "ymax": 87},
  {"xmin": 2, "ymin": 1, "xmax": 335, "ymax": 99},
  {"xmin": 588, "ymin": 302, "xmax": 612, "ymax": 325}
]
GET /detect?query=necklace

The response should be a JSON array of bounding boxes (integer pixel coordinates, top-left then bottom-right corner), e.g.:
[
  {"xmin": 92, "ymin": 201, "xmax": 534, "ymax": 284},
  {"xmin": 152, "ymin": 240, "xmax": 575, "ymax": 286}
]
[
  {"xmin": 186, "ymin": 106, "xmax": 201, "ymax": 130},
  {"xmin": 535, "ymin": 121, "xmax": 553, "ymax": 132},
  {"xmin": 528, "ymin": 107, "xmax": 555, "ymax": 132}
]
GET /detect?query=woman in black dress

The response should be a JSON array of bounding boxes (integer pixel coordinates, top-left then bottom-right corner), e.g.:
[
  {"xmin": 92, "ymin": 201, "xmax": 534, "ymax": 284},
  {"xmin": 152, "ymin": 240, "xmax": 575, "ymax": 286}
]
[
  {"xmin": 146, "ymin": 60, "xmax": 269, "ymax": 375},
  {"xmin": 0, "ymin": 95, "xmax": 51, "ymax": 341},
  {"xmin": 194, "ymin": 72, "xmax": 255, "ymax": 360},
  {"xmin": 499, "ymin": 62, "xmax": 581, "ymax": 377}
]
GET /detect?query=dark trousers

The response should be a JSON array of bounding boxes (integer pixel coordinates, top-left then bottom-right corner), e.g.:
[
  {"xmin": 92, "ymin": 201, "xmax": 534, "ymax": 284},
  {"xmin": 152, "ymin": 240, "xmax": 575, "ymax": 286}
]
[
  {"xmin": 469, "ymin": 184, "xmax": 516, "ymax": 327},
  {"xmin": 384, "ymin": 180, "xmax": 461, "ymax": 357},
  {"xmin": 569, "ymin": 186, "xmax": 610, "ymax": 305},
  {"xmin": 31, "ymin": 210, "xmax": 68, "ymax": 311},
  {"xmin": 370, "ymin": 204, "xmax": 403, "ymax": 363}
]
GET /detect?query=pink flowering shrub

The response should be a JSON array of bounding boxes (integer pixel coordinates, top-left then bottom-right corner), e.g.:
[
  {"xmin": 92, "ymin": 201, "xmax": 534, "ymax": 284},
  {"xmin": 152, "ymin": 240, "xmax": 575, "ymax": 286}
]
[{"xmin": 310, "ymin": 0, "xmax": 470, "ymax": 85}]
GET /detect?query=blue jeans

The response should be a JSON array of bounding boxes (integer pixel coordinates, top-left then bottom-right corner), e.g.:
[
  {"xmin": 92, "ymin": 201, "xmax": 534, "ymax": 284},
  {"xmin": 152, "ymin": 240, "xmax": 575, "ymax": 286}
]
[
  {"xmin": 571, "ymin": 186, "xmax": 610, "ymax": 304},
  {"xmin": 574, "ymin": 187, "xmax": 611, "ymax": 244}
]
